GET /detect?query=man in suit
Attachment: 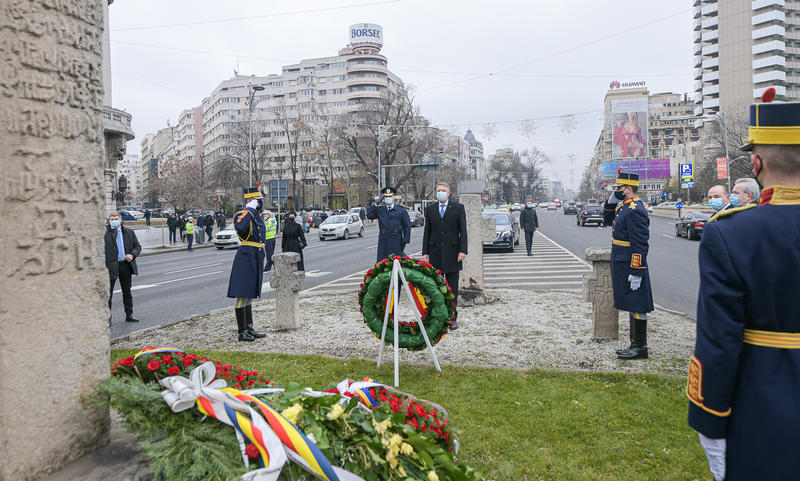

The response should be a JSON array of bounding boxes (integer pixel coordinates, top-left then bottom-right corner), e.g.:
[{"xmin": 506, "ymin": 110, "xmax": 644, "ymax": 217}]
[
  {"xmin": 367, "ymin": 186, "xmax": 411, "ymax": 262},
  {"xmin": 104, "ymin": 212, "xmax": 142, "ymax": 323},
  {"xmin": 422, "ymin": 182, "xmax": 468, "ymax": 330}
]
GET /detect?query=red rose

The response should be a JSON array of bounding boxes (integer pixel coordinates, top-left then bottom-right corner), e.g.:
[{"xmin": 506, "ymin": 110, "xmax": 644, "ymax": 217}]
[
  {"xmin": 393, "ymin": 255, "xmax": 400, "ymax": 260},
  {"xmin": 168, "ymin": 366, "xmax": 179, "ymax": 375},
  {"xmin": 146, "ymin": 360, "xmax": 161, "ymax": 371},
  {"xmin": 360, "ymin": 283, "xmax": 365, "ymax": 287},
  {"xmin": 245, "ymin": 443, "xmax": 260, "ymax": 459},
  {"xmin": 119, "ymin": 357, "xmax": 134, "ymax": 367},
  {"xmin": 224, "ymin": 364, "xmax": 232, "ymax": 370},
  {"xmin": 161, "ymin": 355, "xmax": 172, "ymax": 364},
  {"xmin": 142, "ymin": 346, "xmax": 155, "ymax": 352}
]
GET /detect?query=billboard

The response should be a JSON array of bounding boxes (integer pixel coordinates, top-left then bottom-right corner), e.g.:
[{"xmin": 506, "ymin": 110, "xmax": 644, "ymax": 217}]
[
  {"xmin": 601, "ymin": 159, "xmax": 670, "ymax": 180},
  {"xmin": 716, "ymin": 157, "xmax": 728, "ymax": 179},
  {"xmin": 349, "ymin": 24, "xmax": 383, "ymax": 47},
  {"xmin": 611, "ymin": 98, "xmax": 648, "ymax": 159},
  {"xmin": 458, "ymin": 137, "xmax": 470, "ymax": 163}
]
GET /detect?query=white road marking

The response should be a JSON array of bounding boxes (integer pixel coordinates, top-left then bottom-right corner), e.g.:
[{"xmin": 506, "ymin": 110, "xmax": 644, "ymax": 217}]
[
  {"xmin": 166, "ymin": 263, "xmax": 223, "ymax": 274},
  {"xmin": 486, "ymin": 281, "xmax": 584, "ymax": 287},
  {"xmin": 534, "ymin": 231, "xmax": 592, "ymax": 268},
  {"xmin": 113, "ymin": 270, "xmax": 223, "ymax": 294},
  {"xmin": 662, "ymin": 234, "xmax": 674, "ymax": 239},
  {"xmin": 305, "ymin": 270, "xmax": 332, "ymax": 278}
]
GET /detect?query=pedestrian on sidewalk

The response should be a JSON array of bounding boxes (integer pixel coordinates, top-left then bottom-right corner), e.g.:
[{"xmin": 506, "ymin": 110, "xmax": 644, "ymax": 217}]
[
  {"xmin": 263, "ymin": 210, "xmax": 277, "ymax": 272},
  {"xmin": 603, "ymin": 169, "xmax": 653, "ymax": 360},
  {"xmin": 144, "ymin": 209, "xmax": 151, "ymax": 226},
  {"xmin": 227, "ymin": 185, "xmax": 267, "ymax": 342},
  {"xmin": 520, "ymin": 200, "xmax": 539, "ymax": 256},
  {"xmin": 185, "ymin": 216, "xmax": 195, "ymax": 251},
  {"xmin": 281, "ymin": 212, "xmax": 307, "ymax": 271},
  {"xmin": 196, "ymin": 213, "xmax": 206, "ymax": 244},
  {"xmin": 167, "ymin": 213, "xmax": 179, "ymax": 244},
  {"xmin": 422, "ymin": 182, "xmax": 467, "ymax": 330},
  {"xmin": 216, "ymin": 210, "xmax": 227, "ymax": 230},
  {"xmin": 104, "ymin": 212, "xmax": 141, "ymax": 323},
  {"xmin": 204, "ymin": 212, "xmax": 214, "ymax": 241},
  {"xmin": 178, "ymin": 214, "xmax": 187, "ymax": 242},
  {"xmin": 686, "ymin": 93, "xmax": 800, "ymax": 481}
]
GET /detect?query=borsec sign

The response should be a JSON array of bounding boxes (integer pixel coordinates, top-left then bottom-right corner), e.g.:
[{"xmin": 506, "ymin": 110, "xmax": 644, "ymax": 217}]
[{"xmin": 349, "ymin": 23, "xmax": 383, "ymax": 46}]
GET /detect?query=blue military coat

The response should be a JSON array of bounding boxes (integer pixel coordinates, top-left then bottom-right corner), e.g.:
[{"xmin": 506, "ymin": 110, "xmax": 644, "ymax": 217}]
[
  {"xmin": 687, "ymin": 186, "xmax": 800, "ymax": 480},
  {"xmin": 603, "ymin": 197, "xmax": 654, "ymax": 314},
  {"xmin": 226, "ymin": 207, "xmax": 266, "ymax": 299},
  {"xmin": 366, "ymin": 202, "xmax": 410, "ymax": 263}
]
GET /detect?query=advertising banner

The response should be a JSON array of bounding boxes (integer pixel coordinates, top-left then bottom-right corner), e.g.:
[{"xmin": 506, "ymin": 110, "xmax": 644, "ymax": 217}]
[
  {"xmin": 716, "ymin": 157, "xmax": 728, "ymax": 180},
  {"xmin": 611, "ymin": 98, "xmax": 649, "ymax": 159},
  {"xmin": 601, "ymin": 159, "xmax": 670, "ymax": 180}
]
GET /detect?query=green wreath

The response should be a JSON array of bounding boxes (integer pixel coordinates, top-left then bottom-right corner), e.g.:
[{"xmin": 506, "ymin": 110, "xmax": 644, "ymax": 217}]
[{"xmin": 358, "ymin": 256, "xmax": 455, "ymax": 351}]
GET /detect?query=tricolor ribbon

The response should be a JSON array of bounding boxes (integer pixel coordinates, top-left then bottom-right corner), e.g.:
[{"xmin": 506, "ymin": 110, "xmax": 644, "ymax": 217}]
[
  {"xmin": 133, "ymin": 346, "xmax": 184, "ymax": 361},
  {"xmin": 331, "ymin": 378, "xmax": 383, "ymax": 409}
]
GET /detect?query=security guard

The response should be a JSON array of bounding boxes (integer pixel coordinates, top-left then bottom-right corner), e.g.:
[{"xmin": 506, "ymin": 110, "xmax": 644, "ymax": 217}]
[
  {"xmin": 366, "ymin": 186, "xmax": 411, "ymax": 262},
  {"xmin": 263, "ymin": 210, "xmax": 277, "ymax": 272},
  {"xmin": 226, "ymin": 185, "xmax": 267, "ymax": 342},
  {"xmin": 687, "ymin": 92, "xmax": 800, "ymax": 481},
  {"xmin": 603, "ymin": 170, "xmax": 653, "ymax": 359}
]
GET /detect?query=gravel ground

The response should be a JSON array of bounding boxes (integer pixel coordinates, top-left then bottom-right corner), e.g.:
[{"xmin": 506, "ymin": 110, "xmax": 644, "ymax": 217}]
[{"xmin": 113, "ymin": 288, "xmax": 696, "ymax": 377}]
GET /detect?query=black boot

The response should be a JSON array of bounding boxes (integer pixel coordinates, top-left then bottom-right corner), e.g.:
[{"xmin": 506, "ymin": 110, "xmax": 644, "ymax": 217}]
[
  {"xmin": 245, "ymin": 305, "xmax": 265, "ymax": 338},
  {"xmin": 616, "ymin": 315, "xmax": 635, "ymax": 355},
  {"xmin": 236, "ymin": 307, "xmax": 255, "ymax": 342},
  {"xmin": 618, "ymin": 317, "xmax": 648, "ymax": 360}
]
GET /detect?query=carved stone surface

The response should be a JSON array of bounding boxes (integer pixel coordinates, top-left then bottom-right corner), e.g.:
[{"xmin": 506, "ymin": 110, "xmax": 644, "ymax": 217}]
[
  {"xmin": 458, "ymin": 194, "xmax": 487, "ymax": 295},
  {"xmin": 0, "ymin": 2, "xmax": 110, "ymax": 480},
  {"xmin": 272, "ymin": 253, "xmax": 305, "ymax": 329},
  {"xmin": 583, "ymin": 246, "xmax": 619, "ymax": 340}
]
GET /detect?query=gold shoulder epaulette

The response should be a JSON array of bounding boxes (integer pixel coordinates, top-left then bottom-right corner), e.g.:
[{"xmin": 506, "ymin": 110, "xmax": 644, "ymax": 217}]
[{"xmin": 708, "ymin": 203, "xmax": 757, "ymax": 223}]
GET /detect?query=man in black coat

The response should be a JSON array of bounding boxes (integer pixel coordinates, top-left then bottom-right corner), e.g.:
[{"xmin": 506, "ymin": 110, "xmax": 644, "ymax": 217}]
[
  {"xmin": 104, "ymin": 212, "xmax": 142, "ymax": 323},
  {"xmin": 167, "ymin": 213, "xmax": 179, "ymax": 243},
  {"xmin": 281, "ymin": 212, "xmax": 307, "ymax": 271},
  {"xmin": 204, "ymin": 212, "xmax": 214, "ymax": 241},
  {"xmin": 519, "ymin": 200, "xmax": 539, "ymax": 256},
  {"xmin": 422, "ymin": 182, "xmax": 468, "ymax": 329}
]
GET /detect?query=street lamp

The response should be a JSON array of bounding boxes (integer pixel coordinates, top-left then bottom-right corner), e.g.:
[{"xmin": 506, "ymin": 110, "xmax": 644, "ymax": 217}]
[
  {"xmin": 247, "ymin": 81, "xmax": 265, "ymax": 187},
  {"xmin": 376, "ymin": 129, "xmax": 399, "ymax": 192}
]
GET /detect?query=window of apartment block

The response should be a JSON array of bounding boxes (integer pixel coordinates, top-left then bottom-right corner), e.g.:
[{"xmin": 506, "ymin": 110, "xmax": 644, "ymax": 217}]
[
  {"xmin": 272, "ymin": 81, "xmax": 283, "ymax": 87},
  {"xmin": 331, "ymin": 62, "xmax": 346, "ymax": 69},
  {"xmin": 318, "ymin": 77, "xmax": 327, "ymax": 83},
  {"xmin": 318, "ymin": 90, "xmax": 327, "ymax": 95}
]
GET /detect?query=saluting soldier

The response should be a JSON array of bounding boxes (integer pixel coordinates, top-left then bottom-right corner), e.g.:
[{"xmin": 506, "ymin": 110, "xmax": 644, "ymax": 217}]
[
  {"xmin": 366, "ymin": 186, "xmax": 411, "ymax": 262},
  {"xmin": 603, "ymin": 170, "xmax": 653, "ymax": 360},
  {"xmin": 226, "ymin": 185, "xmax": 267, "ymax": 342},
  {"xmin": 687, "ymin": 91, "xmax": 800, "ymax": 481}
]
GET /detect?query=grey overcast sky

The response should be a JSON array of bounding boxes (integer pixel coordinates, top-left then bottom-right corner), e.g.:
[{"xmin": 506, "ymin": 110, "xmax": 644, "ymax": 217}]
[{"xmin": 109, "ymin": 0, "xmax": 694, "ymax": 190}]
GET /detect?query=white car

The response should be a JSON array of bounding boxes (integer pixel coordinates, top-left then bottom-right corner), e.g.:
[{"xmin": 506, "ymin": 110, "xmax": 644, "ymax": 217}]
[
  {"xmin": 511, "ymin": 203, "xmax": 522, "ymax": 211},
  {"xmin": 213, "ymin": 227, "xmax": 241, "ymax": 249},
  {"xmin": 319, "ymin": 214, "xmax": 364, "ymax": 240},
  {"xmin": 128, "ymin": 210, "xmax": 145, "ymax": 219},
  {"xmin": 537, "ymin": 202, "xmax": 548, "ymax": 208},
  {"xmin": 547, "ymin": 203, "xmax": 557, "ymax": 210}
]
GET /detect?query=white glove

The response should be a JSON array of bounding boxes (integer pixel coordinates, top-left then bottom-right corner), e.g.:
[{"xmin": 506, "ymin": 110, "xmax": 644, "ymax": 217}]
[
  {"xmin": 698, "ymin": 433, "xmax": 726, "ymax": 481},
  {"xmin": 607, "ymin": 192, "xmax": 621, "ymax": 204},
  {"xmin": 628, "ymin": 274, "xmax": 642, "ymax": 291},
  {"xmin": 246, "ymin": 199, "xmax": 259, "ymax": 210}
]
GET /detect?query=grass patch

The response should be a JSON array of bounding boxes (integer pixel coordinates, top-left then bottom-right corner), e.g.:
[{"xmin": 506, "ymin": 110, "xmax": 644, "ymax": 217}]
[{"xmin": 112, "ymin": 349, "xmax": 705, "ymax": 480}]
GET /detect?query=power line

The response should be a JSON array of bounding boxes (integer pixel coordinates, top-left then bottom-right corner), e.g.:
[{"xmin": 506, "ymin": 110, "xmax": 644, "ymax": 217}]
[
  {"xmin": 114, "ymin": 0, "xmax": 405, "ymax": 31},
  {"xmin": 112, "ymin": 40, "xmax": 293, "ymax": 63}
]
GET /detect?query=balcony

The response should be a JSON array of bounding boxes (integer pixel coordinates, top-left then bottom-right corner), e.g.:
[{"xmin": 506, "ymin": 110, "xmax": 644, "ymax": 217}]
[
  {"xmin": 753, "ymin": 55, "xmax": 785, "ymax": 69},
  {"xmin": 703, "ymin": 70, "xmax": 720, "ymax": 82},
  {"xmin": 701, "ymin": 16, "xmax": 718, "ymax": 29},
  {"xmin": 694, "ymin": 105, "xmax": 704, "ymax": 117},
  {"xmin": 102, "ymin": 106, "xmax": 135, "ymax": 141},
  {"xmin": 754, "ymin": 85, "xmax": 786, "ymax": 98},
  {"xmin": 694, "ymin": 30, "xmax": 703, "ymax": 43},
  {"xmin": 693, "ymin": 42, "xmax": 703, "ymax": 54},
  {"xmin": 693, "ymin": 68, "xmax": 703, "ymax": 80},
  {"xmin": 702, "ymin": 84, "xmax": 720, "ymax": 95},
  {"xmin": 693, "ymin": 17, "xmax": 702, "ymax": 30},
  {"xmin": 753, "ymin": 24, "xmax": 785, "ymax": 40},
  {"xmin": 694, "ymin": 55, "xmax": 703, "ymax": 68},
  {"xmin": 702, "ymin": 30, "xmax": 718, "ymax": 42},
  {"xmin": 753, "ymin": 10, "xmax": 784, "ymax": 25},
  {"xmin": 703, "ymin": 97, "xmax": 720, "ymax": 109},
  {"xmin": 700, "ymin": 3, "xmax": 718, "ymax": 15},
  {"xmin": 346, "ymin": 63, "xmax": 388, "ymax": 74},
  {"xmin": 702, "ymin": 44, "xmax": 719, "ymax": 56},
  {"xmin": 346, "ymin": 76, "xmax": 388, "ymax": 90},
  {"xmin": 694, "ymin": 79, "xmax": 703, "ymax": 91},
  {"xmin": 702, "ymin": 57, "xmax": 719, "ymax": 69},
  {"xmin": 753, "ymin": 69, "xmax": 786, "ymax": 83},
  {"xmin": 753, "ymin": 39, "xmax": 785, "ymax": 54},
  {"xmin": 752, "ymin": 0, "xmax": 785, "ymax": 10}
]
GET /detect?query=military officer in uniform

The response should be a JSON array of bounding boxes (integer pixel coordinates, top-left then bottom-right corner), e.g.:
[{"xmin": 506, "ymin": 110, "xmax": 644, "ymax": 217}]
[
  {"xmin": 603, "ymin": 170, "xmax": 654, "ymax": 360},
  {"xmin": 366, "ymin": 186, "xmax": 411, "ymax": 262},
  {"xmin": 226, "ymin": 185, "xmax": 268, "ymax": 342},
  {"xmin": 686, "ymin": 92, "xmax": 800, "ymax": 481}
]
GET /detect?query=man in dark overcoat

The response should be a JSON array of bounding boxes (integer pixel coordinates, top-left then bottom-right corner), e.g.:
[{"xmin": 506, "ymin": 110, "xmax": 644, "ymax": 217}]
[
  {"xmin": 226, "ymin": 186, "xmax": 267, "ymax": 342},
  {"xmin": 422, "ymin": 182, "xmax": 468, "ymax": 329},
  {"xmin": 366, "ymin": 186, "xmax": 410, "ymax": 262},
  {"xmin": 104, "ymin": 212, "xmax": 141, "ymax": 323},
  {"xmin": 687, "ymin": 94, "xmax": 800, "ymax": 481},
  {"xmin": 603, "ymin": 170, "xmax": 653, "ymax": 359}
]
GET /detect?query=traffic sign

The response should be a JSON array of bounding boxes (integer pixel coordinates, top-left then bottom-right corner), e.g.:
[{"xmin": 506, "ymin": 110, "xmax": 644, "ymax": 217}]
[
  {"xmin": 480, "ymin": 193, "xmax": 490, "ymax": 202},
  {"xmin": 269, "ymin": 179, "xmax": 289, "ymax": 205},
  {"xmin": 681, "ymin": 182, "xmax": 695, "ymax": 188},
  {"xmin": 680, "ymin": 163, "xmax": 693, "ymax": 180},
  {"xmin": 676, "ymin": 202, "xmax": 684, "ymax": 210}
]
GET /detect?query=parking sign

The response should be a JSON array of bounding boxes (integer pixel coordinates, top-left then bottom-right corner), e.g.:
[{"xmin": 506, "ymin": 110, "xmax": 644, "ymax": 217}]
[{"xmin": 680, "ymin": 163, "xmax": 693, "ymax": 180}]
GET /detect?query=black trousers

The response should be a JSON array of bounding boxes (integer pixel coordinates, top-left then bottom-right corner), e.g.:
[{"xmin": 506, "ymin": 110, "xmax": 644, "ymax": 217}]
[
  {"xmin": 109, "ymin": 261, "xmax": 134, "ymax": 316},
  {"xmin": 444, "ymin": 271, "xmax": 459, "ymax": 321},
  {"xmin": 264, "ymin": 238, "xmax": 276, "ymax": 271},
  {"xmin": 524, "ymin": 229, "xmax": 535, "ymax": 253}
]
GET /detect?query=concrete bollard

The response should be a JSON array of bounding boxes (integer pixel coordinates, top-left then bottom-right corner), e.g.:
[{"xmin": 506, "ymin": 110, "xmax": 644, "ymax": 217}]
[
  {"xmin": 583, "ymin": 246, "xmax": 619, "ymax": 341},
  {"xmin": 271, "ymin": 253, "xmax": 305, "ymax": 329}
]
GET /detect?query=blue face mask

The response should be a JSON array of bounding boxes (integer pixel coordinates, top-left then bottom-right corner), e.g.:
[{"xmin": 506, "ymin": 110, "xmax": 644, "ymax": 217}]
[
  {"xmin": 384, "ymin": 197, "xmax": 393, "ymax": 205},
  {"xmin": 709, "ymin": 198, "xmax": 724, "ymax": 211},
  {"xmin": 614, "ymin": 190, "xmax": 626, "ymax": 200},
  {"xmin": 729, "ymin": 194, "xmax": 741, "ymax": 207},
  {"xmin": 109, "ymin": 220, "xmax": 121, "ymax": 229},
  {"xmin": 436, "ymin": 191, "xmax": 448, "ymax": 202}
]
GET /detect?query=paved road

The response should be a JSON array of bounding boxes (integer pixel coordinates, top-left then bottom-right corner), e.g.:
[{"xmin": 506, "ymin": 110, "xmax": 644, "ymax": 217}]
[
  {"xmin": 534, "ymin": 207, "xmax": 700, "ymax": 318},
  {"xmin": 110, "ymin": 224, "xmax": 423, "ymax": 338}
]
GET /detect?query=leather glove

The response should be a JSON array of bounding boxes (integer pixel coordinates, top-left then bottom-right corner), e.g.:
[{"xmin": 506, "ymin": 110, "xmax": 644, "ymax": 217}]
[
  {"xmin": 607, "ymin": 192, "xmax": 621, "ymax": 204},
  {"xmin": 698, "ymin": 434, "xmax": 726, "ymax": 481},
  {"xmin": 628, "ymin": 274, "xmax": 642, "ymax": 291},
  {"xmin": 246, "ymin": 199, "xmax": 259, "ymax": 210}
]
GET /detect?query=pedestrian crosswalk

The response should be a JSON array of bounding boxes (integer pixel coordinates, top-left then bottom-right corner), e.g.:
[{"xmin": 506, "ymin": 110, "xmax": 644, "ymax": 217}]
[{"xmin": 483, "ymin": 231, "xmax": 591, "ymax": 289}]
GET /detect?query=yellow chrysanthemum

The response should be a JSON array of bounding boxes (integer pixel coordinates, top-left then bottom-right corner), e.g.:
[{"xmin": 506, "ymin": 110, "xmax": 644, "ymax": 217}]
[
  {"xmin": 326, "ymin": 403, "xmax": 345, "ymax": 420},
  {"xmin": 280, "ymin": 403, "xmax": 303, "ymax": 424},
  {"xmin": 400, "ymin": 442, "xmax": 414, "ymax": 456},
  {"xmin": 428, "ymin": 470, "xmax": 439, "ymax": 481},
  {"xmin": 399, "ymin": 465, "xmax": 408, "ymax": 477},
  {"xmin": 373, "ymin": 418, "xmax": 392, "ymax": 435}
]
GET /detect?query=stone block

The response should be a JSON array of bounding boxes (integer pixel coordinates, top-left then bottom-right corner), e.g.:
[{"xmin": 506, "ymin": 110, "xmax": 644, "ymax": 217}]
[
  {"xmin": 458, "ymin": 194, "xmax": 487, "ymax": 294},
  {"xmin": 272, "ymin": 253, "xmax": 305, "ymax": 329},
  {"xmin": 583, "ymin": 246, "xmax": 618, "ymax": 340}
]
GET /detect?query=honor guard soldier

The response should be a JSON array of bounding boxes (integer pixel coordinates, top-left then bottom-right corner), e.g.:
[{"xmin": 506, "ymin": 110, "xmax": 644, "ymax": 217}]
[
  {"xmin": 603, "ymin": 170, "xmax": 653, "ymax": 359},
  {"xmin": 366, "ymin": 186, "xmax": 411, "ymax": 262},
  {"xmin": 226, "ymin": 185, "xmax": 268, "ymax": 342},
  {"xmin": 687, "ymin": 90, "xmax": 800, "ymax": 481}
]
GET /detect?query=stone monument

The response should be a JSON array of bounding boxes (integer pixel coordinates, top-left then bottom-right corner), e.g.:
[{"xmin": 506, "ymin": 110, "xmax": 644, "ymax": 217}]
[
  {"xmin": 0, "ymin": 1, "xmax": 111, "ymax": 480},
  {"xmin": 583, "ymin": 246, "xmax": 619, "ymax": 340},
  {"xmin": 271, "ymin": 252, "xmax": 305, "ymax": 329},
  {"xmin": 457, "ymin": 194, "xmax": 495, "ymax": 305}
]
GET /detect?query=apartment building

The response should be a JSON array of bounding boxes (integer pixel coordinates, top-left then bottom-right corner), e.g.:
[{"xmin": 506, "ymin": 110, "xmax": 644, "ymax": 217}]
[
  {"xmin": 116, "ymin": 154, "xmax": 142, "ymax": 203},
  {"xmin": 139, "ymin": 126, "xmax": 174, "ymax": 198},
  {"xmin": 175, "ymin": 107, "xmax": 203, "ymax": 164},
  {"xmin": 693, "ymin": 0, "xmax": 799, "ymax": 117},
  {"xmin": 463, "ymin": 129, "xmax": 485, "ymax": 180}
]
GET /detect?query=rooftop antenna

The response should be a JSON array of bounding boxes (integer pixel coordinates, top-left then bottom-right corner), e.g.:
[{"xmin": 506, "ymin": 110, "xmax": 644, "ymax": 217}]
[{"xmin": 233, "ymin": 60, "xmax": 239, "ymax": 78}]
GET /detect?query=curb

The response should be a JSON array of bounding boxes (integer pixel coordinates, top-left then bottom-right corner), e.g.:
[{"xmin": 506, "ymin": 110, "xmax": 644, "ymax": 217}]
[
  {"xmin": 654, "ymin": 303, "xmax": 692, "ymax": 319},
  {"xmin": 139, "ymin": 243, "xmax": 216, "ymax": 257}
]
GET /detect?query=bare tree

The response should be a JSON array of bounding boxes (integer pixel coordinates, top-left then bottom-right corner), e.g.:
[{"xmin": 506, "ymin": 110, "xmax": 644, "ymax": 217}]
[
  {"xmin": 151, "ymin": 156, "xmax": 204, "ymax": 212},
  {"xmin": 271, "ymin": 99, "xmax": 305, "ymax": 210},
  {"xmin": 694, "ymin": 105, "xmax": 753, "ymax": 196},
  {"xmin": 218, "ymin": 114, "xmax": 274, "ymax": 189}
]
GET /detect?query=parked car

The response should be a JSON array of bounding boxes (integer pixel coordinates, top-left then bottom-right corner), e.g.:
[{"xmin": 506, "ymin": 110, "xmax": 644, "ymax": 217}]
[
  {"xmin": 310, "ymin": 211, "xmax": 328, "ymax": 228},
  {"xmin": 537, "ymin": 202, "xmax": 548, "ymax": 209},
  {"xmin": 675, "ymin": 212, "xmax": 713, "ymax": 240},
  {"xmin": 563, "ymin": 202, "xmax": 578, "ymax": 215},
  {"xmin": 657, "ymin": 201, "xmax": 679, "ymax": 209},
  {"xmin": 185, "ymin": 209, "xmax": 203, "ymax": 218},
  {"xmin": 547, "ymin": 202, "xmax": 557, "ymax": 210},
  {"xmin": 118, "ymin": 210, "xmax": 137, "ymax": 221},
  {"xmin": 318, "ymin": 214, "xmax": 364, "ymax": 240},
  {"xmin": 585, "ymin": 199, "xmax": 598, "ymax": 206},
  {"xmin": 511, "ymin": 203, "xmax": 522, "ymax": 211},
  {"xmin": 481, "ymin": 210, "xmax": 520, "ymax": 252},
  {"xmin": 576, "ymin": 205, "xmax": 605, "ymax": 226},
  {"xmin": 408, "ymin": 210, "xmax": 424, "ymax": 227},
  {"xmin": 213, "ymin": 227, "xmax": 241, "ymax": 249}
]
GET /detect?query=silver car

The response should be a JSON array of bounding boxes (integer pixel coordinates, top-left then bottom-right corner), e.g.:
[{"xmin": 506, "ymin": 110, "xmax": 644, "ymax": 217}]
[
  {"xmin": 213, "ymin": 227, "xmax": 241, "ymax": 249},
  {"xmin": 318, "ymin": 214, "xmax": 364, "ymax": 240}
]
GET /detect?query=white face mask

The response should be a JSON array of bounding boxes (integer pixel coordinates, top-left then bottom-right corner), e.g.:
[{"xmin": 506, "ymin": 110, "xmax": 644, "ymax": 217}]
[
  {"xmin": 384, "ymin": 197, "xmax": 394, "ymax": 205},
  {"xmin": 436, "ymin": 191, "xmax": 448, "ymax": 202}
]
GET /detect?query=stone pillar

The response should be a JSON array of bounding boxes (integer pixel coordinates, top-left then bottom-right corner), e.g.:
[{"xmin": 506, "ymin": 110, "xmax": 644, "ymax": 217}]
[
  {"xmin": 457, "ymin": 194, "xmax": 496, "ymax": 305},
  {"xmin": 271, "ymin": 253, "xmax": 305, "ymax": 329},
  {"xmin": 583, "ymin": 246, "xmax": 619, "ymax": 340},
  {"xmin": 0, "ymin": 2, "xmax": 110, "ymax": 480}
]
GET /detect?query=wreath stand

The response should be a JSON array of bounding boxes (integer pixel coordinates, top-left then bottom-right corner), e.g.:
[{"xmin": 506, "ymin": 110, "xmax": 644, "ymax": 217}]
[{"xmin": 377, "ymin": 258, "xmax": 442, "ymax": 387}]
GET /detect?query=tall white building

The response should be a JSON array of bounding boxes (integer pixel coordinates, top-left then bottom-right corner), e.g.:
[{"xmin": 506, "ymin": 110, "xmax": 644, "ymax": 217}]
[
  {"xmin": 693, "ymin": 0, "xmax": 799, "ymax": 117},
  {"xmin": 116, "ymin": 154, "xmax": 142, "ymax": 203},
  {"xmin": 463, "ymin": 129, "xmax": 485, "ymax": 180},
  {"xmin": 175, "ymin": 107, "xmax": 203, "ymax": 164},
  {"xmin": 139, "ymin": 126, "xmax": 174, "ymax": 201}
]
